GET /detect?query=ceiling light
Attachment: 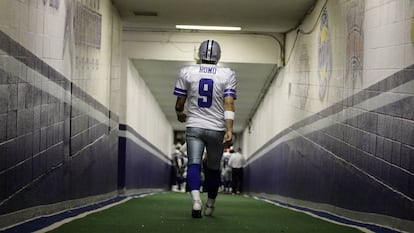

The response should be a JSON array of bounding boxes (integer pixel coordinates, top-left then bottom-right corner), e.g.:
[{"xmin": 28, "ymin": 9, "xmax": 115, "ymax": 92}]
[{"xmin": 176, "ymin": 25, "xmax": 241, "ymax": 31}]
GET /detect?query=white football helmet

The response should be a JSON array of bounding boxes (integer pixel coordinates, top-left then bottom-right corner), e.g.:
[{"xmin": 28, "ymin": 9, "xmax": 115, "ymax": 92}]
[{"xmin": 198, "ymin": 40, "xmax": 221, "ymax": 64}]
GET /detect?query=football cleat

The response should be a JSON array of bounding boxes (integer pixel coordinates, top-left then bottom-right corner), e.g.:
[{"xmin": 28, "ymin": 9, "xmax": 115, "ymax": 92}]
[
  {"xmin": 204, "ymin": 204, "xmax": 214, "ymax": 216},
  {"xmin": 192, "ymin": 200, "xmax": 202, "ymax": 218}
]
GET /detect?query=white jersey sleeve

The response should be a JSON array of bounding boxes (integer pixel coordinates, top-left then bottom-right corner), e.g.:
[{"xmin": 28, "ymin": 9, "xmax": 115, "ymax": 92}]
[
  {"xmin": 173, "ymin": 64, "xmax": 237, "ymax": 131},
  {"xmin": 173, "ymin": 68, "xmax": 189, "ymax": 97},
  {"xmin": 224, "ymin": 70, "xmax": 237, "ymax": 99}
]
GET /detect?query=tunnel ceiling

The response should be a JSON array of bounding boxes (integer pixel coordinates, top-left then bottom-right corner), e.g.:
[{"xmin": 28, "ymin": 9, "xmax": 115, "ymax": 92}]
[{"xmin": 112, "ymin": 0, "xmax": 316, "ymax": 33}]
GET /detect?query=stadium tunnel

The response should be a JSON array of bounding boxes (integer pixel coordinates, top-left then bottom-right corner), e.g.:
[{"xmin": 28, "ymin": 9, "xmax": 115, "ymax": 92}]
[{"xmin": 0, "ymin": 0, "xmax": 413, "ymax": 232}]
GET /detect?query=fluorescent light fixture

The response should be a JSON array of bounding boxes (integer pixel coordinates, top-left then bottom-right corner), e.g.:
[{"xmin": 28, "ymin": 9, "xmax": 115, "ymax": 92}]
[{"xmin": 176, "ymin": 25, "xmax": 241, "ymax": 31}]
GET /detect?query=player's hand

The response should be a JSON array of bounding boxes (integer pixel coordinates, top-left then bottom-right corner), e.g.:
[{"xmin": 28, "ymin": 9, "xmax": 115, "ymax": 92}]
[
  {"xmin": 223, "ymin": 130, "xmax": 233, "ymax": 146},
  {"xmin": 177, "ymin": 113, "xmax": 187, "ymax": 122}
]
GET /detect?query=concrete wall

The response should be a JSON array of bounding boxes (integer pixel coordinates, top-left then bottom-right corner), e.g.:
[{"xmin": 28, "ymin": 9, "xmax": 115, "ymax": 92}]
[
  {"xmin": 243, "ymin": 0, "xmax": 414, "ymax": 231},
  {"xmin": 117, "ymin": 59, "xmax": 173, "ymax": 192},
  {"xmin": 0, "ymin": 0, "xmax": 122, "ymax": 227}
]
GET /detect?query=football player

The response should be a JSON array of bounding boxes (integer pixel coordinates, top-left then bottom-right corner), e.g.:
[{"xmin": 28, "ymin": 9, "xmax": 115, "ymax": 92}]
[{"xmin": 173, "ymin": 39, "xmax": 237, "ymax": 218}]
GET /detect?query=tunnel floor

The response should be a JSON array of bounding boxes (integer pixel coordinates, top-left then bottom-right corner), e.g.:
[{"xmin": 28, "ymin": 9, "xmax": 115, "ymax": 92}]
[{"xmin": 40, "ymin": 192, "xmax": 364, "ymax": 233}]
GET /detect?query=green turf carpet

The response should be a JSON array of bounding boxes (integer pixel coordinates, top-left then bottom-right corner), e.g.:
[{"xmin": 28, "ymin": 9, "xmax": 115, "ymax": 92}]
[{"xmin": 47, "ymin": 192, "xmax": 363, "ymax": 233}]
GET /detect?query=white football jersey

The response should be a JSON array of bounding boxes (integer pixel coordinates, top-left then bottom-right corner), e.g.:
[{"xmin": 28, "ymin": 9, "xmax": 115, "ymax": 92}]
[{"xmin": 174, "ymin": 64, "xmax": 237, "ymax": 131}]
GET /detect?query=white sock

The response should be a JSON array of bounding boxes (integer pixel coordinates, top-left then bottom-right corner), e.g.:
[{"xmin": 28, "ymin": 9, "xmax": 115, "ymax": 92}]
[
  {"xmin": 191, "ymin": 190, "xmax": 201, "ymax": 202},
  {"xmin": 206, "ymin": 198, "xmax": 215, "ymax": 207}
]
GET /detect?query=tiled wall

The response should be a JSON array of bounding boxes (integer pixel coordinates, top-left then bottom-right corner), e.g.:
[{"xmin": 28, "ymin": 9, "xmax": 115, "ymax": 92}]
[
  {"xmin": 245, "ymin": 64, "xmax": 414, "ymax": 217},
  {"xmin": 243, "ymin": 0, "xmax": 414, "ymax": 230},
  {"xmin": 0, "ymin": 0, "xmax": 121, "ymax": 227}
]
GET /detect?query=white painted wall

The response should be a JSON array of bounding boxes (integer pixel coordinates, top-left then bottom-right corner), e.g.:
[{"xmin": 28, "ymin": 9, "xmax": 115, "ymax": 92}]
[
  {"xmin": 123, "ymin": 59, "xmax": 173, "ymax": 155},
  {"xmin": 243, "ymin": 0, "xmax": 414, "ymax": 157}
]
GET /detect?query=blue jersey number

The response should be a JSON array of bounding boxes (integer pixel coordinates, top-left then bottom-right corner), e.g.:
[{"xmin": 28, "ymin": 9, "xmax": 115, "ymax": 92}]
[{"xmin": 198, "ymin": 78, "xmax": 214, "ymax": 108}]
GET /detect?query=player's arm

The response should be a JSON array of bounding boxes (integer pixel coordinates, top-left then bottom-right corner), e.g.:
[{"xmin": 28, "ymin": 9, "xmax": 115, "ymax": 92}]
[
  {"xmin": 175, "ymin": 96, "xmax": 187, "ymax": 122},
  {"xmin": 223, "ymin": 96, "xmax": 235, "ymax": 144}
]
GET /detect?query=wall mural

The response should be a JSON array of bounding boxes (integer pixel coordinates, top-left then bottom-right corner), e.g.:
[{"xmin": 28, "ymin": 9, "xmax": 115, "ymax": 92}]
[
  {"xmin": 74, "ymin": 1, "xmax": 102, "ymax": 71},
  {"xmin": 411, "ymin": 9, "xmax": 414, "ymax": 43},
  {"xmin": 42, "ymin": 0, "xmax": 60, "ymax": 10},
  {"xmin": 318, "ymin": 6, "xmax": 332, "ymax": 100},
  {"xmin": 49, "ymin": 0, "xmax": 60, "ymax": 10},
  {"xmin": 63, "ymin": 0, "xmax": 74, "ymax": 68},
  {"xmin": 63, "ymin": 0, "xmax": 102, "ymax": 72},
  {"xmin": 346, "ymin": 0, "xmax": 365, "ymax": 88},
  {"xmin": 296, "ymin": 45, "xmax": 310, "ymax": 110}
]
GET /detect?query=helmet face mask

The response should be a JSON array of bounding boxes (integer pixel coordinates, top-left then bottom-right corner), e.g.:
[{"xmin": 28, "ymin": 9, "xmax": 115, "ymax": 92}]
[{"xmin": 198, "ymin": 40, "xmax": 221, "ymax": 64}]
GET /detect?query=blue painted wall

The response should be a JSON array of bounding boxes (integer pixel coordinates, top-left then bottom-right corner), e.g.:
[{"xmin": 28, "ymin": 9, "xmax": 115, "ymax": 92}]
[
  {"xmin": 118, "ymin": 125, "xmax": 171, "ymax": 191},
  {"xmin": 245, "ymin": 65, "xmax": 414, "ymax": 221}
]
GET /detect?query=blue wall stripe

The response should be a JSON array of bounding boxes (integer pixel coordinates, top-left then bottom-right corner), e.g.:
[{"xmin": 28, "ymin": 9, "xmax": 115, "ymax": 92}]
[
  {"xmin": 0, "ymin": 193, "xmax": 150, "ymax": 233},
  {"xmin": 118, "ymin": 124, "xmax": 171, "ymax": 190},
  {"xmin": 257, "ymin": 196, "xmax": 401, "ymax": 233},
  {"xmin": 0, "ymin": 29, "xmax": 117, "ymax": 120},
  {"xmin": 118, "ymin": 124, "xmax": 168, "ymax": 160}
]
